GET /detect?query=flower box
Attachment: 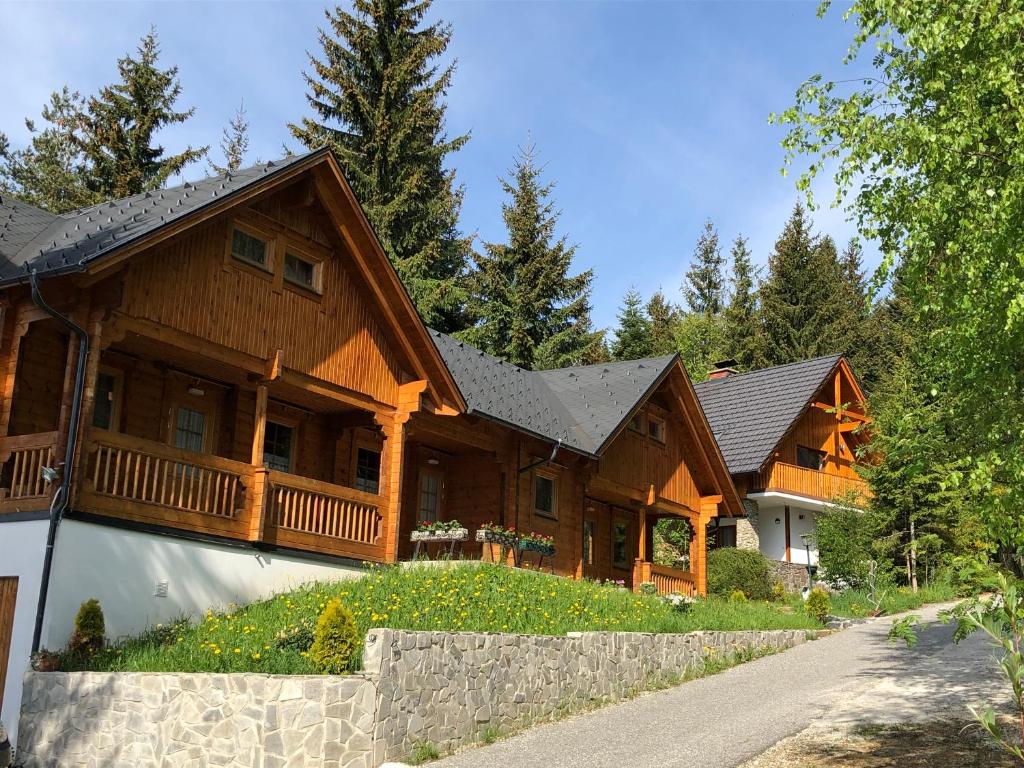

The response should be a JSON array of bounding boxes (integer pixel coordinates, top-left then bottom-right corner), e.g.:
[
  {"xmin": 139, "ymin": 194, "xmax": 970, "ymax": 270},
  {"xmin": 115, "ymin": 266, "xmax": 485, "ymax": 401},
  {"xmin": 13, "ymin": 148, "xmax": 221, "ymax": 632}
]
[
  {"xmin": 516, "ymin": 539, "xmax": 555, "ymax": 557},
  {"xmin": 475, "ymin": 528, "xmax": 517, "ymax": 548},
  {"xmin": 411, "ymin": 528, "xmax": 468, "ymax": 542}
]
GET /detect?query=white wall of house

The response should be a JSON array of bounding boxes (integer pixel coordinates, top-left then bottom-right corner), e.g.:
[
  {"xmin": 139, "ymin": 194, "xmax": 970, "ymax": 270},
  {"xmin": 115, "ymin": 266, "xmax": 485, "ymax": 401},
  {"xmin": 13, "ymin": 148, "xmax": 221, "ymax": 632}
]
[
  {"xmin": 43, "ymin": 520, "xmax": 366, "ymax": 648},
  {"xmin": 746, "ymin": 494, "xmax": 823, "ymax": 566},
  {"xmin": 0, "ymin": 518, "xmax": 48, "ymax": 750}
]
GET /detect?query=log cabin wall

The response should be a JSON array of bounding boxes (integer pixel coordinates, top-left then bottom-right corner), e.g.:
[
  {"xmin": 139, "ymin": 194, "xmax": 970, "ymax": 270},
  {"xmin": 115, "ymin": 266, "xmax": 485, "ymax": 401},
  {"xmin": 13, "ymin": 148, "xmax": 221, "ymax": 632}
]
[
  {"xmin": 118, "ymin": 185, "xmax": 408, "ymax": 409},
  {"xmin": 8, "ymin": 321, "xmax": 68, "ymax": 437}
]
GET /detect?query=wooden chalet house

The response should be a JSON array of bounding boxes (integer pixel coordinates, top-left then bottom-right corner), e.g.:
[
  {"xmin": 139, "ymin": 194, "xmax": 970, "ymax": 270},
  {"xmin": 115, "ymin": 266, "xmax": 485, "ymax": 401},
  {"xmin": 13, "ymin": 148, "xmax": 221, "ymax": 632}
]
[
  {"xmin": 0, "ymin": 148, "xmax": 740, "ymax": 730},
  {"xmin": 694, "ymin": 357, "xmax": 872, "ymax": 589}
]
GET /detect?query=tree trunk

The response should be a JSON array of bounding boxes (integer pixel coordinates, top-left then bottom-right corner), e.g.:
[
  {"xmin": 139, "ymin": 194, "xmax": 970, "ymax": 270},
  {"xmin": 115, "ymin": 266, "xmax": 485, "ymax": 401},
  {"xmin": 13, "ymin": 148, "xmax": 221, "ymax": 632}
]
[{"xmin": 909, "ymin": 518, "xmax": 919, "ymax": 593}]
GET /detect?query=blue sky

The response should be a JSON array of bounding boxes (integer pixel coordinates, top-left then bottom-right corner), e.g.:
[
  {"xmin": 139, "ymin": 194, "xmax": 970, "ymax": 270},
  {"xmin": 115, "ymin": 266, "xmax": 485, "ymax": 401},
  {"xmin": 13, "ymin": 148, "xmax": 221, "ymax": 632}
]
[{"xmin": 0, "ymin": 1, "xmax": 872, "ymax": 331}]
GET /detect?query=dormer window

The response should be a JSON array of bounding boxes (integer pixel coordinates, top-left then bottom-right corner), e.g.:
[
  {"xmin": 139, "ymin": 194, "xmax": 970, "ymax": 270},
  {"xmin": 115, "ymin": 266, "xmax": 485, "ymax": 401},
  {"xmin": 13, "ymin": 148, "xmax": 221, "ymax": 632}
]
[
  {"xmin": 648, "ymin": 415, "xmax": 666, "ymax": 443},
  {"xmin": 231, "ymin": 227, "xmax": 269, "ymax": 270}
]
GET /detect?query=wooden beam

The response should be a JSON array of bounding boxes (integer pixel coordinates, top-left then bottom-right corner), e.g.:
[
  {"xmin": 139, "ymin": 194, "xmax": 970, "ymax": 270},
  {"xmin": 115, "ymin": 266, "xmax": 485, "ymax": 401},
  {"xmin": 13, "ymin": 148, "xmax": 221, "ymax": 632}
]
[
  {"xmin": 248, "ymin": 383, "xmax": 270, "ymax": 543},
  {"xmin": 638, "ymin": 507, "xmax": 648, "ymax": 562},
  {"xmin": 810, "ymin": 402, "xmax": 870, "ymax": 422},
  {"xmin": 251, "ymin": 383, "xmax": 268, "ymax": 465},
  {"xmin": 265, "ymin": 349, "xmax": 283, "ymax": 382},
  {"xmin": 784, "ymin": 505, "xmax": 792, "ymax": 563}
]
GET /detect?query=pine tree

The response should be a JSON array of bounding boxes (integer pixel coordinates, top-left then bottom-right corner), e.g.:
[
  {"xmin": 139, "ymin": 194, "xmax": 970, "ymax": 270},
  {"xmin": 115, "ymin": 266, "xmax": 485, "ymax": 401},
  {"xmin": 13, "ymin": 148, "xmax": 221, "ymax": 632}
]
[
  {"xmin": 759, "ymin": 203, "xmax": 846, "ymax": 365},
  {"xmin": 0, "ymin": 88, "xmax": 97, "ymax": 213},
  {"xmin": 683, "ymin": 220, "xmax": 725, "ymax": 315},
  {"xmin": 211, "ymin": 101, "xmax": 251, "ymax": 173},
  {"xmin": 722, "ymin": 235, "xmax": 766, "ymax": 370},
  {"xmin": 646, "ymin": 290, "xmax": 682, "ymax": 356},
  {"xmin": 461, "ymin": 145, "xmax": 601, "ymax": 370},
  {"xmin": 78, "ymin": 29, "xmax": 206, "ymax": 199},
  {"xmin": 611, "ymin": 288, "xmax": 652, "ymax": 360},
  {"xmin": 290, "ymin": 0, "xmax": 471, "ymax": 332}
]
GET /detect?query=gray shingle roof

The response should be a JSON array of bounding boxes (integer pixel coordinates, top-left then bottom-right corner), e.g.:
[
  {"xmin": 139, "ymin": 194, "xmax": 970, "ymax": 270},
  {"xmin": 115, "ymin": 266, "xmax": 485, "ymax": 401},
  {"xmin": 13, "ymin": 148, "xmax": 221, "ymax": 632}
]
[
  {"xmin": 693, "ymin": 354, "xmax": 842, "ymax": 475},
  {"xmin": 430, "ymin": 330, "xmax": 676, "ymax": 456},
  {"xmin": 0, "ymin": 149, "xmax": 325, "ymax": 285}
]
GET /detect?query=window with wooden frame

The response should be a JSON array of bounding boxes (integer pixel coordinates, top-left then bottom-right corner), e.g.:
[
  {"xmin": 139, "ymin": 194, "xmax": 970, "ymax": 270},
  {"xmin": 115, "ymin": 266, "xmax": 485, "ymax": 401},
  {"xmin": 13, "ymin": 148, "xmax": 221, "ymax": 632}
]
[
  {"xmin": 612, "ymin": 521, "xmax": 629, "ymax": 568},
  {"xmin": 647, "ymin": 414, "xmax": 666, "ymax": 443},
  {"xmin": 418, "ymin": 470, "xmax": 442, "ymax": 523},
  {"xmin": 796, "ymin": 445, "xmax": 826, "ymax": 471},
  {"xmin": 262, "ymin": 420, "xmax": 295, "ymax": 473},
  {"xmin": 283, "ymin": 249, "xmax": 323, "ymax": 294},
  {"xmin": 533, "ymin": 471, "xmax": 557, "ymax": 519},
  {"xmin": 627, "ymin": 412, "xmax": 645, "ymax": 434},
  {"xmin": 92, "ymin": 367, "xmax": 123, "ymax": 431},
  {"xmin": 229, "ymin": 224, "xmax": 273, "ymax": 273},
  {"xmin": 354, "ymin": 447, "xmax": 381, "ymax": 494}
]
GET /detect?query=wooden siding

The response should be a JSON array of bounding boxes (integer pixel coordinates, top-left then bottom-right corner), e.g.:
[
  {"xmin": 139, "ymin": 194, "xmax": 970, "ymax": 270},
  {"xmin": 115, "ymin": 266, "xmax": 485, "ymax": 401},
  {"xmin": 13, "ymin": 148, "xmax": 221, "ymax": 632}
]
[
  {"xmin": 775, "ymin": 406, "xmax": 860, "ymax": 479},
  {"xmin": 9, "ymin": 321, "xmax": 67, "ymax": 437},
  {"xmin": 119, "ymin": 201, "xmax": 406, "ymax": 407},
  {"xmin": 0, "ymin": 576, "xmax": 16, "ymax": 720}
]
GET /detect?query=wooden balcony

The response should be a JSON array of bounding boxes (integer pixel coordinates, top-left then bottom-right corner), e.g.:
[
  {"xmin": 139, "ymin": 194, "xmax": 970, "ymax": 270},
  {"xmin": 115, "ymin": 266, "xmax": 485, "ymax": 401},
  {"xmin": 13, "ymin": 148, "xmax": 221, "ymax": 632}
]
[
  {"xmin": 0, "ymin": 431, "xmax": 59, "ymax": 512},
  {"xmin": 633, "ymin": 560, "xmax": 696, "ymax": 597},
  {"xmin": 757, "ymin": 461, "xmax": 871, "ymax": 504},
  {"xmin": 53, "ymin": 429, "xmax": 384, "ymax": 560}
]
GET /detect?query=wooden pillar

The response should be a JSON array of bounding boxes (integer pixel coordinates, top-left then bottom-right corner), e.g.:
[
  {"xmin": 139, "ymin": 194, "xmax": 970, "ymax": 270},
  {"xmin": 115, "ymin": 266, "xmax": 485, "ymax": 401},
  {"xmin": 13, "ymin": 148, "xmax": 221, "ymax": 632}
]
[
  {"xmin": 248, "ymin": 383, "xmax": 269, "ymax": 542},
  {"xmin": 380, "ymin": 412, "xmax": 409, "ymax": 563},
  {"xmin": 638, "ymin": 506, "xmax": 648, "ymax": 562},
  {"xmin": 784, "ymin": 505, "xmax": 792, "ymax": 562},
  {"xmin": 695, "ymin": 497, "xmax": 720, "ymax": 596},
  {"xmin": 68, "ymin": 312, "xmax": 105, "ymax": 507}
]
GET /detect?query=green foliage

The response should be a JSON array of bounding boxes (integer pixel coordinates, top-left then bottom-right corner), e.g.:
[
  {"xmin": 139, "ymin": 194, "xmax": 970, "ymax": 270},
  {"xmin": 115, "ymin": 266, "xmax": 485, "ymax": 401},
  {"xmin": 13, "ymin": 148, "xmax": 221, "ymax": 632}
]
[
  {"xmin": 59, "ymin": 564, "xmax": 817, "ymax": 674},
  {"xmin": 707, "ymin": 548, "xmax": 773, "ymax": 602},
  {"xmin": 1, "ymin": 30, "xmax": 204, "ymax": 212},
  {"xmin": 674, "ymin": 311, "xmax": 726, "ymax": 383},
  {"xmin": 771, "ymin": 582, "xmax": 787, "ymax": 602},
  {"xmin": 309, "ymin": 599, "xmax": 360, "ymax": 674},
  {"xmin": 68, "ymin": 598, "xmax": 105, "ymax": 654},
  {"xmin": 804, "ymin": 587, "xmax": 831, "ymax": 625},
  {"xmin": 646, "ymin": 291, "xmax": 683, "ymax": 356},
  {"xmin": 409, "ymin": 741, "xmax": 440, "ymax": 764},
  {"xmin": 210, "ymin": 101, "xmax": 251, "ymax": 174},
  {"xmin": 831, "ymin": 577, "xmax": 956, "ymax": 618},
  {"xmin": 722, "ymin": 235, "xmax": 767, "ymax": 371},
  {"xmin": 653, "ymin": 517, "xmax": 691, "ymax": 568},
  {"xmin": 817, "ymin": 500, "xmax": 874, "ymax": 589},
  {"xmin": 461, "ymin": 144, "xmax": 604, "ymax": 370},
  {"xmin": 948, "ymin": 554, "xmax": 1002, "ymax": 597},
  {"xmin": 611, "ymin": 288, "xmax": 653, "ymax": 360},
  {"xmin": 729, "ymin": 589, "xmax": 748, "ymax": 603},
  {"xmin": 684, "ymin": 220, "xmax": 726, "ymax": 315},
  {"xmin": 775, "ymin": 0, "xmax": 1024, "ymax": 574},
  {"xmin": 290, "ymin": 0, "xmax": 471, "ymax": 332}
]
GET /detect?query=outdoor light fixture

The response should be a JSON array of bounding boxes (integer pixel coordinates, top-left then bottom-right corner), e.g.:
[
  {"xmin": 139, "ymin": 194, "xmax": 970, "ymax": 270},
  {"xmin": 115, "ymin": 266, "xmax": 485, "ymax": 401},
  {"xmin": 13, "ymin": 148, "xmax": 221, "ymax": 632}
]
[
  {"xmin": 187, "ymin": 381, "xmax": 205, "ymax": 396},
  {"xmin": 40, "ymin": 466, "xmax": 60, "ymax": 485},
  {"xmin": 799, "ymin": 532, "xmax": 815, "ymax": 589},
  {"xmin": 774, "ymin": 518, "xmax": 781, "ymax": 525},
  {"xmin": 427, "ymin": 458, "xmax": 440, "ymax": 466}
]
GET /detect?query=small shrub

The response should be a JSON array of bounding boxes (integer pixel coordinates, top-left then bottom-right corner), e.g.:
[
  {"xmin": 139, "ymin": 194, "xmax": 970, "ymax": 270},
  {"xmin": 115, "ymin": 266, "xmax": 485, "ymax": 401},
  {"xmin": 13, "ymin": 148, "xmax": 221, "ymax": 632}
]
[
  {"xmin": 729, "ymin": 589, "xmax": 748, "ymax": 603},
  {"xmin": 309, "ymin": 599, "xmax": 359, "ymax": 674},
  {"xmin": 67, "ymin": 599, "xmax": 105, "ymax": 655},
  {"xmin": 707, "ymin": 548, "xmax": 772, "ymax": 601},
  {"xmin": 639, "ymin": 582, "xmax": 657, "ymax": 596},
  {"xmin": 805, "ymin": 587, "xmax": 831, "ymax": 624},
  {"xmin": 771, "ymin": 582, "xmax": 787, "ymax": 602},
  {"xmin": 409, "ymin": 741, "xmax": 440, "ymax": 764},
  {"xmin": 816, "ymin": 500, "xmax": 873, "ymax": 589}
]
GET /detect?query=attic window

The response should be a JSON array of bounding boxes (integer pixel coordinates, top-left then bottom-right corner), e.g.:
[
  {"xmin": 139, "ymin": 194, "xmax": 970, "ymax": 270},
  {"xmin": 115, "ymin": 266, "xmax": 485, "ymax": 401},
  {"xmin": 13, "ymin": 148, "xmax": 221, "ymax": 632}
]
[
  {"xmin": 628, "ymin": 413, "xmax": 645, "ymax": 434},
  {"xmin": 284, "ymin": 251, "xmax": 321, "ymax": 293},
  {"xmin": 231, "ymin": 227, "xmax": 269, "ymax": 270},
  {"xmin": 648, "ymin": 415, "xmax": 666, "ymax": 443}
]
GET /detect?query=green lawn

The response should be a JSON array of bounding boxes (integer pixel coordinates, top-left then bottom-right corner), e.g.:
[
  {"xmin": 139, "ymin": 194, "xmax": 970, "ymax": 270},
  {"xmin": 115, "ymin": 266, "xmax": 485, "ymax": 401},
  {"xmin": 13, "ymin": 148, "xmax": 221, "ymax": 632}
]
[
  {"xmin": 60, "ymin": 563, "xmax": 819, "ymax": 674},
  {"xmin": 826, "ymin": 580, "xmax": 959, "ymax": 618}
]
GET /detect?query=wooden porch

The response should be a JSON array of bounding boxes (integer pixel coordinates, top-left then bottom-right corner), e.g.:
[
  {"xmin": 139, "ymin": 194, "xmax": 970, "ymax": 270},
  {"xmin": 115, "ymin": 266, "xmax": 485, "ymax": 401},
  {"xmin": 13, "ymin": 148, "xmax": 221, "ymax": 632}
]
[
  {"xmin": 757, "ymin": 461, "xmax": 871, "ymax": 503},
  {"xmin": 632, "ymin": 560, "xmax": 697, "ymax": 596}
]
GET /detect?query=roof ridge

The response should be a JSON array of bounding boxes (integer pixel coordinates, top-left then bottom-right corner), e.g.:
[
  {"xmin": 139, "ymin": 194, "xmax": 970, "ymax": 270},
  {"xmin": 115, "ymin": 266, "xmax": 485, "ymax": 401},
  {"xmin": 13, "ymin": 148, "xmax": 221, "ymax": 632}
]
[{"xmin": 694, "ymin": 353, "xmax": 842, "ymax": 387}]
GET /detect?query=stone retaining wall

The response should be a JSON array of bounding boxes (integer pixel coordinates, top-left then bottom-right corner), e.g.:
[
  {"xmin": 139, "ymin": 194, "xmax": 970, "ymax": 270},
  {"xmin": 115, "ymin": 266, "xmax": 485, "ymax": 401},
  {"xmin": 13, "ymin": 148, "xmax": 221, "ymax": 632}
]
[
  {"xmin": 18, "ymin": 627, "xmax": 813, "ymax": 767},
  {"xmin": 771, "ymin": 560, "xmax": 812, "ymax": 593}
]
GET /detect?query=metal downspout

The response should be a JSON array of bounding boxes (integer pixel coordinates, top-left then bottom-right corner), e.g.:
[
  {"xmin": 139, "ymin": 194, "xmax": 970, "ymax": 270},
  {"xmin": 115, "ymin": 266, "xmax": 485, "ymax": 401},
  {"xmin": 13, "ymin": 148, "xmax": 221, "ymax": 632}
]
[{"xmin": 28, "ymin": 271, "xmax": 89, "ymax": 654}]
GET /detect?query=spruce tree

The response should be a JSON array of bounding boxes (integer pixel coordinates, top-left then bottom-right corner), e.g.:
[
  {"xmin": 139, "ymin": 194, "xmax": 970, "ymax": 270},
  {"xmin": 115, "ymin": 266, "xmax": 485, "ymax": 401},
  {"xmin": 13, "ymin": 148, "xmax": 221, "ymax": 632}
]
[
  {"xmin": 611, "ymin": 288, "xmax": 653, "ymax": 360},
  {"xmin": 759, "ymin": 203, "xmax": 845, "ymax": 365},
  {"xmin": 722, "ymin": 235, "xmax": 766, "ymax": 371},
  {"xmin": 646, "ymin": 290, "xmax": 682, "ymax": 356},
  {"xmin": 78, "ymin": 29, "xmax": 206, "ymax": 199},
  {"xmin": 461, "ymin": 144, "xmax": 601, "ymax": 370},
  {"xmin": 290, "ymin": 0, "xmax": 471, "ymax": 332},
  {"xmin": 211, "ymin": 101, "xmax": 251, "ymax": 173},
  {"xmin": 683, "ymin": 220, "xmax": 725, "ymax": 315},
  {"xmin": 0, "ymin": 88, "xmax": 97, "ymax": 213}
]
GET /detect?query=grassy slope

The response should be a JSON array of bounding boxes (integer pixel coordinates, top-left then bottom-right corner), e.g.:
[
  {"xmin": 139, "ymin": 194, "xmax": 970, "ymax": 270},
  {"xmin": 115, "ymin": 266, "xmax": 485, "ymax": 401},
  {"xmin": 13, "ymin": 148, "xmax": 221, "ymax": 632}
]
[
  {"xmin": 827, "ymin": 581, "xmax": 959, "ymax": 618},
  {"xmin": 63, "ymin": 563, "xmax": 819, "ymax": 674}
]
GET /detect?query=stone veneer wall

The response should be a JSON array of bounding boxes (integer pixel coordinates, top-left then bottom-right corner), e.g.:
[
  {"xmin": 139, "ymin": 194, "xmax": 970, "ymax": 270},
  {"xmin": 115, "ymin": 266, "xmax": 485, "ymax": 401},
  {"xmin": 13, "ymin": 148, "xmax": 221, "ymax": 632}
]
[
  {"xmin": 771, "ymin": 560, "xmax": 811, "ymax": 593},
  {"xmin": 18, "ymin": 628, "xmax": 812, "ymax": 767},
  {"xmin": 736, "ymin": 500, "xmax": 761, "ymax": 551}
]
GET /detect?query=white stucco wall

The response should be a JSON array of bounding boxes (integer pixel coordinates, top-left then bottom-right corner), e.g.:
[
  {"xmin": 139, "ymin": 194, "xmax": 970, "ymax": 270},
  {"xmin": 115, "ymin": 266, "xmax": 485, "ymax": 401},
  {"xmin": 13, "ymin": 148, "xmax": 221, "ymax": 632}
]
[
  {"xmin": 43, "ymin": 520, "xmax": 366, "ymax": 648},
  {"xmin": 748, "ymin": 496, "xmax": 820, "ymax": 566},
  {"xmin": 0, "ymin": 518, "xmax": 48, "ymax": 749}
]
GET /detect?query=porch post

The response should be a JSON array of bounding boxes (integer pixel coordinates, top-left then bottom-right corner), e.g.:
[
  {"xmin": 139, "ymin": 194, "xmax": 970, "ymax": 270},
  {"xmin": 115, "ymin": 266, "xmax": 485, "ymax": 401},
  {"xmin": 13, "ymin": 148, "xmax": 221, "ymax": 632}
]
[
  {"xmin": 248, "ymin": 383, "xmax": 270, "ymax": 542},
  {"xmin": 68, "ymin": 310, "xmax": 105, "ymax": 506},
  {"xmin": 379, "ymin": 412, "xmax": 409, "ymax": 562},
  {"xmin": 696, "ymin": 497, "xmax": 720, "ymax": 596}
]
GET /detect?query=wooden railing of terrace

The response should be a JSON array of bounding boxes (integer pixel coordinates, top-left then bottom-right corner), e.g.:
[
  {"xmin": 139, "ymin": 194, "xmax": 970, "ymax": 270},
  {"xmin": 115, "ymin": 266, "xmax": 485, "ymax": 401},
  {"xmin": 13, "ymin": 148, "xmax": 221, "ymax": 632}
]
[
  {"xmin": 758, "ymin": 461, "xmax": 871, "ymax": 504},
  {"xmin": 79, "ymin": 429, "xmax": 254, "ymax": 539},
  {"xmin": 263, "ymin": 470, "xmax": 384, "ymax": 561},
  {"xmin": 0, "ymin": 431, "xmax": 58, "ymax": 512},
  {"xmin": 633, "ymin": 560, "xmax": 697, "ymax": 596}
]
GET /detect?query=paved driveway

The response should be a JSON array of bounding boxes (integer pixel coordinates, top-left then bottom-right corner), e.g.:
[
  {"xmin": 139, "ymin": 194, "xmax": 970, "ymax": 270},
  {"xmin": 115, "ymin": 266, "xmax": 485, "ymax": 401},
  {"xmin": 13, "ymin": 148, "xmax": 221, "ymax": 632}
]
[{"xmin": 433, "ymin": 603, "xmax": 1004, "ymax": 768}]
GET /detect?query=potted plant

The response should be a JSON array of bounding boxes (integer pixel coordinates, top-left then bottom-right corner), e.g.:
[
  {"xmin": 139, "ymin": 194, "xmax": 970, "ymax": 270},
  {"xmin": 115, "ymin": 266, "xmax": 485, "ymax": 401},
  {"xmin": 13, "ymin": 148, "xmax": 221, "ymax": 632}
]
[
  {"xmin": 410, "ymin": 519, "xmax": 468, "ymax": 542},
  {"xmin": 475, "ymin": 522, "xmax": 517, "ymax": 548},
  {"xmin": 517, "ymin": 531, "xmax": 555, "ymax": 557}
]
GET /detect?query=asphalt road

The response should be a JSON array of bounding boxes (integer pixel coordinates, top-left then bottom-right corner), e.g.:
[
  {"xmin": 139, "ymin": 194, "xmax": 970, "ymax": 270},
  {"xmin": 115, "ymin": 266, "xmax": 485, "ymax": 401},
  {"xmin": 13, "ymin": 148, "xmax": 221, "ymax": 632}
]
[{"xmin": 432, "ymin": 603, "xmax": 1004, "ymax": 768}]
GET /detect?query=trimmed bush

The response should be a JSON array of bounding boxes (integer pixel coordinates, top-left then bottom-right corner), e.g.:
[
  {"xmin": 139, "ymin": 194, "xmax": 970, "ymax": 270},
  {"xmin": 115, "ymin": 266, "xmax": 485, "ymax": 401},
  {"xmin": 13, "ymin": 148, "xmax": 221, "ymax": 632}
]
[
  {"xmin": 805, "ymin": 587, "xmax": 831, "ymax": 624},
  {"xmin": 309, "ymin": 599, "xmax": 359, "ymax": 673},
  {"xmin": 68, "ymin": 598, "xmax": 105, "ymax": 655},
  {"xmin": 707, "ymin": 548, "xmax": 772, "ymax": 601},
  {"xmin": 729, "ymin": 589, "xmax": 748, "ymax": 603},
  {"xmin": 771, "ymin": 582, "xmax": 787, "ymax": 602}
]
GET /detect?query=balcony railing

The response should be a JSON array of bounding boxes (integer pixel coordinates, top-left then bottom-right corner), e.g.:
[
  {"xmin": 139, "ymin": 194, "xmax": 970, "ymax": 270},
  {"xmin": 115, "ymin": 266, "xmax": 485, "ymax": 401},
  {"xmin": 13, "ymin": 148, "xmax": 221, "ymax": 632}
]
[
  {"xmin": 758, "ymin": 461, "xmax": 871, "ymax": 503},
  {"xmin": 0, "ymin": 431, "xmax": 59, "ymax": 511},
  {"xmin": 633, "ymin": 560, "xmax": 697, "ymax": 596}
]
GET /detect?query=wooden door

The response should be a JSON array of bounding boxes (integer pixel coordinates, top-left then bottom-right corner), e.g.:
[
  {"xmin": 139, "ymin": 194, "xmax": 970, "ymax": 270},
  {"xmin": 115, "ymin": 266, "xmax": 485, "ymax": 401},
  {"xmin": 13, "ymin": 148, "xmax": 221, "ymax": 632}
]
[{"xmin": 0, "ymin": 576, "xmax": 18, "ymax": 720}]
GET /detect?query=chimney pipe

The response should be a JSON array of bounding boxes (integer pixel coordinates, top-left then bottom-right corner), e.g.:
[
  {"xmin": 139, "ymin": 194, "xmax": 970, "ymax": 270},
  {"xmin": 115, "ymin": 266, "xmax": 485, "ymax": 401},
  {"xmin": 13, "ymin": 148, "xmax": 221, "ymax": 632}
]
[{"xmin": 708, "ymin": 359, "xmax": 739, "ymax": 380}]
